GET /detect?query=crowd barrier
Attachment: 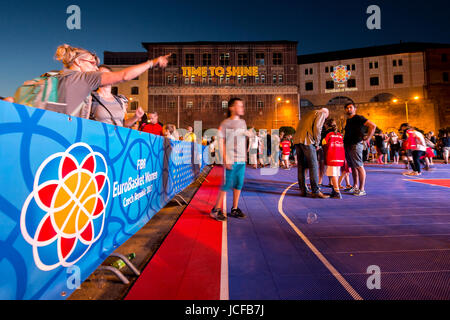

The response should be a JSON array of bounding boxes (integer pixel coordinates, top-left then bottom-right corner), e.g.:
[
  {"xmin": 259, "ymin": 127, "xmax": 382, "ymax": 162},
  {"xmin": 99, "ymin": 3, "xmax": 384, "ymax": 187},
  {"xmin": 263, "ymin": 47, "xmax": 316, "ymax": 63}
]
[{"xmin": 0, "ymin": 100, "xmax": 207, "ymax": 299}]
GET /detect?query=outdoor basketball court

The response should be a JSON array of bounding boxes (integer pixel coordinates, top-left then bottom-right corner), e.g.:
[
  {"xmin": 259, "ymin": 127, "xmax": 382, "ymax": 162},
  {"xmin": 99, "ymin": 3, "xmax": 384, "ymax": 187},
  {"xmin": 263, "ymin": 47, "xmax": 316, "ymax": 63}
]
[{"xmin": 126, "ymin": 164, "xmax": 450, "ymax": 300}]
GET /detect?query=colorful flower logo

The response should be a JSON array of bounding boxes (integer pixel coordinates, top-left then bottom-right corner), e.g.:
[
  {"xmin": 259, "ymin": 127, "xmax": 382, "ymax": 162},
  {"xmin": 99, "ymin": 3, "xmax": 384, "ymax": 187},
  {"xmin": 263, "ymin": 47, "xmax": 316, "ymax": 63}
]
[
  {"xmin": 331, "ymin": 65, "xmax": 351, "ymax": 83},
  {"xmin": 20, "ymin": 143, "xmax": 110, "ymax": 271}
]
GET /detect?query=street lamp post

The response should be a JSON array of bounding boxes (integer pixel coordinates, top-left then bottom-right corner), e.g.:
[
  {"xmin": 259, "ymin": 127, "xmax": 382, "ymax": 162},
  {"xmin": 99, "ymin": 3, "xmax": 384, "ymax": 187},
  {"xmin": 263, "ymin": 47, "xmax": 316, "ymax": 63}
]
[{"xmin": 392, "ymin": 96, "xmax": 420, "ymax": 123}]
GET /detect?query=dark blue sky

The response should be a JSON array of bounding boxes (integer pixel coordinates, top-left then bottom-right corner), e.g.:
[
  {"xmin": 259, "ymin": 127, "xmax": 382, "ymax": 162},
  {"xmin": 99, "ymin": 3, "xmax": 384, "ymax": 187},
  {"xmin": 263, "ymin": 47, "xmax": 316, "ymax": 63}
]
[{"xmin": 1, "ymin": 0, "xmax": 449, "ymax": 96}]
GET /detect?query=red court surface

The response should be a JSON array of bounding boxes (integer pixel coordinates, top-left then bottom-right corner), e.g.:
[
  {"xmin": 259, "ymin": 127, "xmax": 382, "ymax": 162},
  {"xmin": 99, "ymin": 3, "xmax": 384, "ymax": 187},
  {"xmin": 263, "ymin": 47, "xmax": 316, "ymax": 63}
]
[
  {"xmin": 125, "ymin": 166, "xmax": 224, "ymax": 300},
  {"xmin": 405, "ymin": 179, "xmax": 450, "ymax": 188}
]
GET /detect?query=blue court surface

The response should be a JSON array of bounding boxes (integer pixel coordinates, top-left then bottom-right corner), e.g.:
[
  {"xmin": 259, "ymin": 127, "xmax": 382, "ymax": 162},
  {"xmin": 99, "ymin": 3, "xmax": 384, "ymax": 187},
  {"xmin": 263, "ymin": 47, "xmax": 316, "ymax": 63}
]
[{"xmin": 226, "ymin": 164, "xmax": 450, "ymax": 300}]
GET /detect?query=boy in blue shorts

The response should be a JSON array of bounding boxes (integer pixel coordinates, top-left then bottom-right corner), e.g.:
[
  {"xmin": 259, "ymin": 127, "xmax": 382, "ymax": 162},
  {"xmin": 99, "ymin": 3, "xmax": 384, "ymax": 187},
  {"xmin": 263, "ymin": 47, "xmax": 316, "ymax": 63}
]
[{"xmin": 210, "ymin": 98, "xmax": 248, "ymax": 221}]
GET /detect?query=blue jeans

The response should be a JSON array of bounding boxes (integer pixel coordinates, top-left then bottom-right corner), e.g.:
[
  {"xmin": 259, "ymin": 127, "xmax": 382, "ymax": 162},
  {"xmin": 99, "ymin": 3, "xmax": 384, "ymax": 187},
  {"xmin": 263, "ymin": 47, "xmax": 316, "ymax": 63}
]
[{"xmin": 295, "ymin": 144, "xmax": 320, "ymax": 194}]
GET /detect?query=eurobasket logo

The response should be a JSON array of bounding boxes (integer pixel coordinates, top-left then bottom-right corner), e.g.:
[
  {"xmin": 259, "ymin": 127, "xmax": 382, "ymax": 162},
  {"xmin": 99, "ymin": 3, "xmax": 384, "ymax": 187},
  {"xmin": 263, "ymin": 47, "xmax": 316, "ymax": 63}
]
[
  {"xmin": 331, "ymin": 65, "xmax": 351, "ymax": 83},
  {"xmin": 20, "ymin": 143, "xmax": 110, "ymax": 271}
]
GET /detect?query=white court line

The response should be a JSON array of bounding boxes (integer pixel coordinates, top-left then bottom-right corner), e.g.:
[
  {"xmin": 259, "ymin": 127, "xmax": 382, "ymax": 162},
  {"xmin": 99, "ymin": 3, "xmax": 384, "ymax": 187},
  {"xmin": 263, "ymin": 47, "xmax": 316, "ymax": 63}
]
[
  {"xmin": 278, "ymin": 182, "xmax": 363, "ymax": 301},
  {"xmin": 220, "ymin": 168, "xmax": 229, "ymax": 301}
]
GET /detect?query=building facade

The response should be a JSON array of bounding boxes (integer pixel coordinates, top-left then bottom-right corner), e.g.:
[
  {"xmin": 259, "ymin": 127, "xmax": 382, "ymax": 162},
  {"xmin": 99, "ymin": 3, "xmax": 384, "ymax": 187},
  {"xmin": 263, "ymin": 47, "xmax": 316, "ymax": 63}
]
[
  {"xmin": 298, "ymin": 43, "xmax": 450, "ymax": 132},
  {"xmin": 104, "ymin": 42, "xmax": 449, "ymax": 133},
  {"xmin": 105, "ymin": 41, "xmax": 300, "ymax": 131}
]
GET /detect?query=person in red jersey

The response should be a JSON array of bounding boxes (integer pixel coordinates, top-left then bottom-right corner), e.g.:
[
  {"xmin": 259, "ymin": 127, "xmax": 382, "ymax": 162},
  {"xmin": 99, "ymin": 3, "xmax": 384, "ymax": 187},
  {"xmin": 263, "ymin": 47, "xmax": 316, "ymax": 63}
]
[
  {"xmin": 280, "ymin": 137, "xmax": 292, "ymax": 169},
  {"xmin": 323, "ymin": 118, "xmax": 345, "ymax": 199},
  {"xmin": 140, "ymin": 111, "xmax": 163, "ymax": 135}
]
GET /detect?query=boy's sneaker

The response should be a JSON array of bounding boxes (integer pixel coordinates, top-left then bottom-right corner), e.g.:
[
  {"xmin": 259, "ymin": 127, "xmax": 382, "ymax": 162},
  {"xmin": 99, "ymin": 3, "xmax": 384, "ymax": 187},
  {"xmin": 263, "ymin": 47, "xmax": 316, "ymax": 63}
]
[
  {"xmin": 353, "ymin": 190, "xmax": 367, "ymax": 196},
  {"xmin": 345, "ymin": 186, "xmax": 359, "ymax": 193},
  {"xmin": 210, "ymin": 208, "xmax": 226, "ymax": 221},
  {"xmin": 229, "ymin": 207, "xmax": 246, "ymax": 219}
]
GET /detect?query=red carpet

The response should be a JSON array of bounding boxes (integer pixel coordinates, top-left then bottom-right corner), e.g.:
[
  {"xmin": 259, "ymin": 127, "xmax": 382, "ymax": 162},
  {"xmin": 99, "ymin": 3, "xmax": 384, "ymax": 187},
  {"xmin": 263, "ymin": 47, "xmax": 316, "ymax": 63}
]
[
  {"xmin": 406, "ymin": 179, "xmax": 450, "ymax": 188},
  {"xmin": 125, "ymin": 166, "xmax": 224, "ymax": 300}
]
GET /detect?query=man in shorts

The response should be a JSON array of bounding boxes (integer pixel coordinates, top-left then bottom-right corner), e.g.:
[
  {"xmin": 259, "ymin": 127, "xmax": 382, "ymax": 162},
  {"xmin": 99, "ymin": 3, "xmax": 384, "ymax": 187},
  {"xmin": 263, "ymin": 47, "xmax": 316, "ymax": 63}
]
[
  {"xmin": 210, "ymin": 98, "xmax": 248, "ymax": 221},
  {"xmin": 343, "ymin": 103, "xmax": 376, "ymax": 196}
]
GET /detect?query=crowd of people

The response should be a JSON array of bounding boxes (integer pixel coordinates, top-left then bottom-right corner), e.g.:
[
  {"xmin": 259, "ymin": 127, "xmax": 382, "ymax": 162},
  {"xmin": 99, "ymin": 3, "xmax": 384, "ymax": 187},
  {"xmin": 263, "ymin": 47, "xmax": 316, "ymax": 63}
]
[{"xmin": 1, "ymin": 43, "xmax": 449, "ymax": 222}]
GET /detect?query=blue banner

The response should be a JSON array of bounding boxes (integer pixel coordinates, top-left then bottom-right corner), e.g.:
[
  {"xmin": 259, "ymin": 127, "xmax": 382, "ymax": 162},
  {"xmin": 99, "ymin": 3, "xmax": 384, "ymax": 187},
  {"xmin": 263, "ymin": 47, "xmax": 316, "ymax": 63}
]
[{"xmin": 0, "ymin": 100, "xmax": 206, "ymax": 300}]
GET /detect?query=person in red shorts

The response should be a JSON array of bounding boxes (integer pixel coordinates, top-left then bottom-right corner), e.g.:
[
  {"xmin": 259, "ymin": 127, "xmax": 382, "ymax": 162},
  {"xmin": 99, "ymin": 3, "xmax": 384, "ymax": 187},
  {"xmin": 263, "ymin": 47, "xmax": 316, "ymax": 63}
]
[{"xmin": 140, "ymin": 111, "xmax": 163, "ymax": 135}]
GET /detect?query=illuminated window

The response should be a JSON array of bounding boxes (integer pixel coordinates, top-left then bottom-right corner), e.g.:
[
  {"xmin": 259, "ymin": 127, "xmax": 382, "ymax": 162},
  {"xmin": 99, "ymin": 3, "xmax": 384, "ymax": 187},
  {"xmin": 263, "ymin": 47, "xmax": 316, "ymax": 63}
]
[
  {"xmin": 256, "ymin": 53, "xmax": 265, "ymax": 65},
  {"xmin": 220, "ymin": 53, "xmax": 230, "ymax": 66},
  {"xmin": 222, "ymin": 100, "xmax": 228, "ymax": 109},
  {"xmin": 186, "ymin": 101, "xmax": 193, "ymax": 109}
]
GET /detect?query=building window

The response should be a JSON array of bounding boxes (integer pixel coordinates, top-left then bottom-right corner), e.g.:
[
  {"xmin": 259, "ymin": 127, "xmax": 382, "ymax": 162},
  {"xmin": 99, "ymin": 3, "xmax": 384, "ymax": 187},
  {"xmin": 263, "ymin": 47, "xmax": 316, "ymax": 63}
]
[
  {"xmin": 173, "ymin": 75, "xmax": 177, "ymax": 84},
  {"xmin": 261, "ymin": 74, "xmax": 265, "ymax": 84},
  {"xmin": 325, "ymin": 66, "xmax": 329, "ymax": 73},
  {"xmin": 443, "ymin": 72, "xmax": 449, "ymax": 82},
  {"xmin": 278, "ymin": 74, "xmax": 283, "ymax": 84},
  {"xmin": 326, "ymin": 81, "xmax": 334, "ymax": 89},
  {"xmin": 243, "ymin": 76, "xmax": 247, "ymax": 84},
  {"xmin": 221, "ymin": 100, "xmax": 228, "ymax": 109},
  {"xmin": 375, "ymin": 61, "xmax": 378, "ymax": 68},
  {"xmin": 273, "ymin": 52, "xmax": 282, "ymax": 65},
  {"xmin": 347, "ymin": 79, "xmax": 356, "ymax": 88},
  {"xmin": 305, "ymin": 82, "xmax": 313, "ymax": 91},
  {"xmin": 220, "ymin": 53, "xmax": 230, "ymax": 66},
  {"xmin": 186, "ymin": 101, "xmax": 193, "ymax": 109},
  {"xmin": 305, "ymin": 68, "xmax": 308, "ymax": 75},
  {"xmin": 131, "ymin": 87, "xmax": 139, "ymax": 95},
  {"xmin": 111, "ymin": 87, "xmax": 118, "ymax": 95},
  {"xmin": 369, "ymin": 62, "xmax": 373, "ymax": 69},
  {"xmin": 226, "ymin": 76, "xmax": 230, "ymax": 84},
  {"xmin": 219, "ymin": 75, "xmax": 224, "ymax": 84},
  {"xmin": 256, "ymin": 53, "xmax": 265, "ymax": 65},
  {"xmin": 185, "ymin": 77, "xmax": 190, "ymax": 84},
  {"xmin": 370, "ymin": 76, "xmax": 379, "ymax": 86},
  {"xmin": 257, "ymin": 101, "xmax": 264, "ymax": 109},
  {"xmin": 347, "ymin": 65, "xmax": 350, "ymax": 71},
  {"xmin": 130, "ymin": 101, "xmax": 138, "ymax": 110},
  {"xmin": 237, "ymin": 75, "xmax": 241, "ymax": 84},
  {"xmin": 168, "ymin": 101, "xmax": 176, "ymax": 109},
  {"xmin": 394, "ymin": 74, "xmax": 403, "ymax": 84},
  {"xmin": 167, "ymin": 75, "xmax": 171, "ymax": 84},
  {"xmin": 185, "ymin": 54, "xmax": 195, "ymax": 66},
  {"xmin": 351, "ymin": 64, "xmax": 355, "ymax": 71},
  {"xmin": 238, "ymin": 53, "xmax": 248, "ymax": 66},
  {"xmin": 202, "ymin": 53, "xmax": 211, "ymax": 66},
  {"xmin": 309, "ymin": 68, "xmax": 313, "ymax": 75},
  {"xmin": 255, "ymin": 76, "xmax": 259, "ymax": 84},
  {"xmin": 273, "ymin": 75, "xmax": 277, "ymax": 84},
  {"xmin": 190, "ymin": 76, "xmax": 195, "ymax": 84},
  {"xmin": 169, "ymin": 54, "xmax": 177, "ymax": 66},
  {"xmin": 202, "ymin": 77, "xmax": 207, "ymax": 84},
  {"xmin": 398, "ymin": 59, "xmax": 403, "ymax": 66},
  {"xmin": 393, "ymin": 59, "xmax": 397, "ymax": 67},
  {"xmin": 442, "ymin": 54, "xmax": 448, "ymax": 62}
]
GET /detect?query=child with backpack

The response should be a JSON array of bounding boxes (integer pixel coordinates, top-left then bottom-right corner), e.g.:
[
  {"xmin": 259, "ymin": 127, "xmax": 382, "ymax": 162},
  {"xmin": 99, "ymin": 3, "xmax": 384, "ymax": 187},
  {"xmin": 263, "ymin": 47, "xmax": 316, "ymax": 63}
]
[{"xmin": 322, "ymin": 118, "xmax": 345, "ymax": 199}]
